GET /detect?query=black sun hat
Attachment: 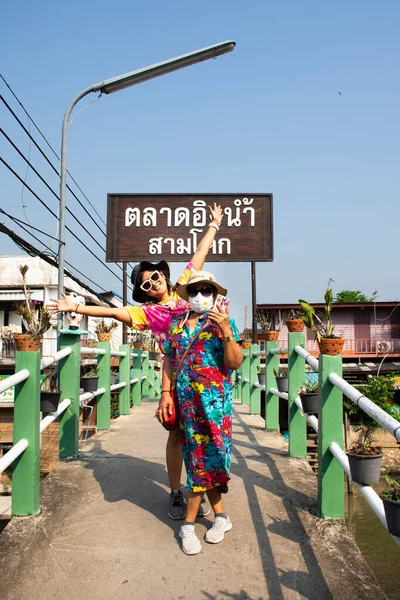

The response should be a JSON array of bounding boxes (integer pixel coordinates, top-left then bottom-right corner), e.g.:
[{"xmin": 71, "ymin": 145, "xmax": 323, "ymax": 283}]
[{"xmin": 131, "ymin": 260, "xmax": 170, "ymax": 303}]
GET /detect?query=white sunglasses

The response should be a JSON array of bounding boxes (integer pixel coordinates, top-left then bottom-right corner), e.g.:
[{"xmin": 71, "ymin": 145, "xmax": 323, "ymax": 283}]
[{"xmin": 140, "ymin": 270, "xmax": 162, "ymax": 292}]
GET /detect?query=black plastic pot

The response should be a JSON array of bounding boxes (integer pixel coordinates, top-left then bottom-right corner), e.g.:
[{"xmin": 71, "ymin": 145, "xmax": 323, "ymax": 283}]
[
  {"xmin": 40, "ymin": 391, "xmax": 61, "ymax": 414},
  {"xmin": 347, "ymin": 452, "xmax": 383, "ymax": 485},
  {"xmin": 299, "ymin": 392, "xmax": 319, "ymax": 414},
  {"xmin": 380, "ymin": 495, "xmax": 400, "ymax": 536},
  {"xmin": 81, "ymin": 376, "xmax": 99, "ymax": 393},
  {"xmin": 257, "ymin": 373, "xmax": 266, "ymax": 386},
  {"xmin": 110, "ymin": 373, "xmax": 118, "ymax": 386},
  {"xmin": 276, "ymin": 376, "xmax": 288, "ymax": 393}
]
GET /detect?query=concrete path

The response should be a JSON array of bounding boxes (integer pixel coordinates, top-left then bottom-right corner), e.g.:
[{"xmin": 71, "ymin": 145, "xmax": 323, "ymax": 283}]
[{"xmin": 0, "ymin": 400, "xmax": 386, "ymax": 600}]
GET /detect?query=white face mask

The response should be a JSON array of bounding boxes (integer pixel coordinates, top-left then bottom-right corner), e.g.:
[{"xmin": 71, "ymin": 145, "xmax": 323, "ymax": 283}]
[{"xmin": 189, "ymin": 293, "xmax": 214, "ymax": 314}]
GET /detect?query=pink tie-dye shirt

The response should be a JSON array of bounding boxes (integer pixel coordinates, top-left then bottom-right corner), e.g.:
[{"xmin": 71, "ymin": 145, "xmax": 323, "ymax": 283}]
[{"xmin": 124, "ymin": 263, "xmax": 194, "ymax": 349}]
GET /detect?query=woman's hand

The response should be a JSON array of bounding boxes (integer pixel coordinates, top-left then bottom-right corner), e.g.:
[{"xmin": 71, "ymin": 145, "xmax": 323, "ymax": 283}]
[
  {"xmin": 209, "ymin": 202, "xmax": 223, "ymax": 226},
  {"xmin": 155, "ymin": 392, "xmax": 174, "ymax": 424},
  {"xmin": 47, "ymin": 292, "xmax": 76, "ymax": 314},
  {"xmin": 208, "ymin": 302, "xmax": 231, "ymax": 336}
]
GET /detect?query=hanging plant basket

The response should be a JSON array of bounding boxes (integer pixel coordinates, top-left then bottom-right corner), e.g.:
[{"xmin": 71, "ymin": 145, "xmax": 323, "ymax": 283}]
[
  {"xmin": 318, "ymin": 337, "xmax": 344, "ymax": 356},
  {"xmin": 276, "ymin": 376, "xmax": 288, "ymax": 393},
  {"xmin": 265, "ymin": 331, "xmax": 279, "ymax": 341},
  {"xmin": 380, "ymin": 495, "xmax": 400, "ymax": 536},
  {"xmin": 40, "ymin": 391, "xmax": 61, "ymax": 414},
  {"xmin": 299, "ymin": 392, "xmax": 319, "ymax": 414},
  {"xmin": 16, "ymin": 334, "xmax": 41, "ymax": 352},
  {"xmin": 81, "ymin": 376, "xmax": 99, "ymax": 394},
  {"xmin": 98, "ymin": 332, "xmax": 111, "ymax": 342},
  {"xmin": 285, "ymin": 319, "xmax": 304, "ymax": 332},
  {"xmin": 257, "ymin": 373, "xmax": 266, "ymax": 386},
  {"xmin": 142, "ymin": 345, "xmax": 150, "ymax": 351},
  {"xmin": 346, "ymin": 451, "xmax": 383, "ymax": 485}
]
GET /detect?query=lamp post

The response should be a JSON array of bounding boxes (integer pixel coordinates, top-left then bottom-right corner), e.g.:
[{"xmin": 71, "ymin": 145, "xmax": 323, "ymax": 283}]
[{"xmin": 57, "ymin": 40, "xmax": 235, "ymax": 330}]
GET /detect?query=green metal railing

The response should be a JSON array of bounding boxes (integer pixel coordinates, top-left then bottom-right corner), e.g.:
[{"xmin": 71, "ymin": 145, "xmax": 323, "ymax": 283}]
[
  {"xmin": 236, "ymin": 333, "xmax": 400, "ymax": 546},
  {"xmin": 0, "ymin": 333, "xmax": 161, "ymax": 517}
]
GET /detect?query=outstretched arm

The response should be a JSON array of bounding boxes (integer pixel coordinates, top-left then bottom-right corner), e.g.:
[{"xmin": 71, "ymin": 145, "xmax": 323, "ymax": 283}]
[
  {"xmin": 190, "ymin": 203, "xmax": 223, "ymax": 271},
  {"xmin": 48, "ymin": 293, "xmax": 132, "ymax": 325}
]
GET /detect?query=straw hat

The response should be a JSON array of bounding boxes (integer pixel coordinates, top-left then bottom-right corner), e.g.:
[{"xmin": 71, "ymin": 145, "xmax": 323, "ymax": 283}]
[{"xmin": 176, "ymin": 270, "xmax": 227, "ymax": 301}]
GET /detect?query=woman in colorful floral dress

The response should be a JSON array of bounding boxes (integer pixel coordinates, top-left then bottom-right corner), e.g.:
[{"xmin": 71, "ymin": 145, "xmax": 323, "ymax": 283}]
[
  {"xmin": 49, "ymin": 204, "xmax": 223, "ymax": 521},
  {"xmin": 160, "ymin": 271, "xmax": 243, "ymax": 555}
]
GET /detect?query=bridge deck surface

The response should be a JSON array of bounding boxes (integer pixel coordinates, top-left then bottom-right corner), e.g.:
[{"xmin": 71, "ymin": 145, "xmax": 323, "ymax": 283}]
[{"xmin": 0, "ymin": 400, "xmax": 386, "ymax": 600}]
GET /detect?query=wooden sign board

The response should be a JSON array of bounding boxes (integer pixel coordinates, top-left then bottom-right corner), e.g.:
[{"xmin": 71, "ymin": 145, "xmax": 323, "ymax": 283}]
[{"xmin": 106, "ymin": 193, "xmax": 273, "ymax": 262}]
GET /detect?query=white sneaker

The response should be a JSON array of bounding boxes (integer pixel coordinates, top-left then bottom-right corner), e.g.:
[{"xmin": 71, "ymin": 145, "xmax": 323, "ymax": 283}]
[
  {"xmin": 205, "ymin": 515, "xmax": 232, "ymax": 544},
  {"xmin": 179, "ymin": 524, "xmax": 201, "ymax": 555}
]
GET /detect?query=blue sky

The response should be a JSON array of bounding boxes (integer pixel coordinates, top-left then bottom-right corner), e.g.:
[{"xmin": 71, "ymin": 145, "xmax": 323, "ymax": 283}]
[{"xmin": 1, "ymin": 1, "xmax": 400, "ymax": 329}]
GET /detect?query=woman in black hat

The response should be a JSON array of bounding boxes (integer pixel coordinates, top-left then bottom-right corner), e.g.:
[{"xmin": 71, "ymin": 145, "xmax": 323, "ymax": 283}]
[{"xmin": 49, "ymin": 203, "xmax": 223, "ymax": 520}]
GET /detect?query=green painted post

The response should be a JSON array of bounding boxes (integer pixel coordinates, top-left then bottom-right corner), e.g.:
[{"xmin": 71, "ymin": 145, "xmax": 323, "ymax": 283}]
[
  {"xmin": 59, "ymin": 333, "xmax": 81, "ymax": 458},
  {"xmin": 153, "ymin": 360, "xmax": 161, "ymax": 399},
  {"xmin": 265, "ymin": 341, "xmax": 279, "ymax": 430},
  {"xmin": 232, "ymin": 370, "xmax": 238, "ymax": 400},
  {"xmin": 318, "ymin": 354, "xmax": 344, "ymax": 519},
  {"xmin": 241, "ymin": 348, "xmax": 250, "ymax": 407},
  {"xmin": 249, "ymin": 344, "xmax": 260, "ymax": 414},
  {"xmin": 119, "ymin": 344, "xmax": 131, "ymax": 415},
  {"xmin": 132, "ymin": 349, "xmax": 142, "ymax": 406},
  {"xmin": 12, "ymin": 351, "xmax": 41, "ymax": 516},
  {"xmin": 96, "ymin": 343, "xmax": 110, "ymax": 430},
  {"xmin": 141, "ymin": 351, "xmax": 150, "ymax": 397},
  {"xmin": 147, "ymin": 358, "xmax": 156, "ymax": 398},
  {"xmin": 235, "ymin": 365, "xmax": 242, "ymax": 402},
  {"xmin": 288, "ymin": 332, "xmax": 306, "ymax": 458}
]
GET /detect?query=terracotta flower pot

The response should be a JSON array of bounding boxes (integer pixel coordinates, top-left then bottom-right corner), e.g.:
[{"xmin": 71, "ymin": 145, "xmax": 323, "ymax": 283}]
[
  {"xmin": 98, "ymin": 332, "xmax": 111, "ymax": 342},
  {"xmin": 318, "ymin": 337, "xmax": 344, "ymax": 356},
  {"xmin": 133, "ymin": 342, "xmax": 142, "ymax": 349},
  {"xmin": 241, "ymin": 341, "xmax": 251, "ymax": 349},
  {"xmin": 265, "ymin": 331, "xmax": 279, "ymax": 341},
  {"xmin": 15, "ymin": 334, "xmax": 41, "ymax": 351},
  {"xmin": 285, "ymin": 319, "xmax": 304, "ymax": 332}
]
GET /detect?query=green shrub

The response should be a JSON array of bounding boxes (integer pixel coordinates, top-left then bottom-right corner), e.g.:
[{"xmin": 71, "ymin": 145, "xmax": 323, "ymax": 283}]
[{"xmin": 344, "ymin": 373, "xmax": 398, "ymax": 428}]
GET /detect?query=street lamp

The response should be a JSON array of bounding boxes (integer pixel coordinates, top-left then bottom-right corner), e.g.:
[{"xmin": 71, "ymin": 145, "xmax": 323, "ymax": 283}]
[{"xmin": 57, "ymin": 40, "xmax": 235, "ymax": 328}]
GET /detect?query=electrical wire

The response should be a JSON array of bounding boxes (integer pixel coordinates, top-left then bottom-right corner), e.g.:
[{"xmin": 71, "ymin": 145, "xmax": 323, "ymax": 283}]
[{"xmin": 0, "ymin": 156, "xmax": 123, "ymax": 280}]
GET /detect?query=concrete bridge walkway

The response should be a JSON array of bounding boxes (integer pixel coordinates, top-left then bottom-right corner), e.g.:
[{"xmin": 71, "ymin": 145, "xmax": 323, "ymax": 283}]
[{"xmin": 0, "ymin": 400, "xmax": 385, "ymax": 600}]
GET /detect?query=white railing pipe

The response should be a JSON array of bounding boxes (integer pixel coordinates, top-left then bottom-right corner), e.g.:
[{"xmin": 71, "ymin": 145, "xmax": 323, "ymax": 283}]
[
  {"xmin": 329, "ymin": 373, "xmax": 400, "ymax": 442},
  {"xmin": 0, "ymin": 369, "xmax": 30, "ymax": 394},
  {"xmin": 40, "ymin": 347, "xmax": 72, "ymax": 370},
  {"xmin": 40, "ymin": 399, "xmax": 71, "ymax": 433},
  {"xmin": 269, "ymin": 346, "xmax": 288, "ymax": 355},
  {"xmin": 110, "ymin": 351, "xmax": 127, "ymax": 357},
  {"xmin": 252, "ymin": 381, "xmax": 265, "ymax": 390},
  {"xmin": 294, "ymin": 345, "xmax": 319, "ymax": 371},
  {"xmin": 79, "ymin": 387, "xmax": 106, "ymax": 403},
  {"xmin": 110, "ymin": 382, "xmax": 126, "ymax": 392},
  {"xmin": 329, "ymin": 441, "xmax": 400, "ymax": 546},
  {"xmin": 80, "ymin": 347, "xmax": 106, "ymax": 356},
  {"xmin": 0, "ymin": 439, "xmax": 28, "ymax": 474},
  {"xmin": 269, "ymin": 387, "xmax": 288, "ymax": 400}
]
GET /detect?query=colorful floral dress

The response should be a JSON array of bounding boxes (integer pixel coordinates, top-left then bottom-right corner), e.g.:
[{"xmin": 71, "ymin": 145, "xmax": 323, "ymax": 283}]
[
  {"xmin": 163, "ymin": 311, "xmax": 242, "ymax": 492},
  {"xmin": 124, "ymin": 263, "xmax": 194, "ymax": 348}
]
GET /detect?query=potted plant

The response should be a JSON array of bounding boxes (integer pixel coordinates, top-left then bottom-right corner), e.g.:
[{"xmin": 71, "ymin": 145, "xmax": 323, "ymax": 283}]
[
  {"xmin": 13, "ymin": 265, "xmax": 52, "ymax": 351},
  {"xmin": 346, "ymin": 425, "xmax": 383, "ymax": 485},
  {"xmin": 81, "ymin": 366, "xmax": 100, "ymax": 393},
  {"xmin": 284, "ymin": 308, "xmax": 304, "ymax": 332},
  {"xmin": 299, "ymin": 279, "xmax": 344, "ymax": 355},
  {"xmin": 241, "ymin": 327, "xmax": 252, "ymax": 349},
  {"xmin": 110, "ymin": 370, "xmax": 119, "ymax": 386},
  {"xmin": 380, "ymin": 474, "xmax": 400, "ymax": 536},
  {"xmin": 274, "ymin": 366, "xmax": 289, "ymax": 393},
  {"xmin": 40, "ymin": 367, "xmax": 61, "ymax": 414},
  {"xmin": 256, "ymin": 309, "xmax": 283, "ymax": 341},
  {"xmin": 299, "ymin": 380, "xmax": 319, "ymax": 413},
  {"xmin": 257, "ymin": 365, "xmax": 266, "ymax": 386},
  {"xmin": 95, "ymin": 318, "xmax": 118, "ymax": 342}
]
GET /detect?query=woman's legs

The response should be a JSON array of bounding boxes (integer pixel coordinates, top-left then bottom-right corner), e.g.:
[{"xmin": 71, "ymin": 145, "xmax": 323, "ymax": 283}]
[
  {"xmin": 205, "ymin": 487, "xmax": 232, "ymax": 544},
  {"xmin": 166, "ymin": 428, "xmax": 183, "ymax": 491},
  {"xmin": 185, "ymin": 491, "xmax": 203, "ymax": 522}
]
